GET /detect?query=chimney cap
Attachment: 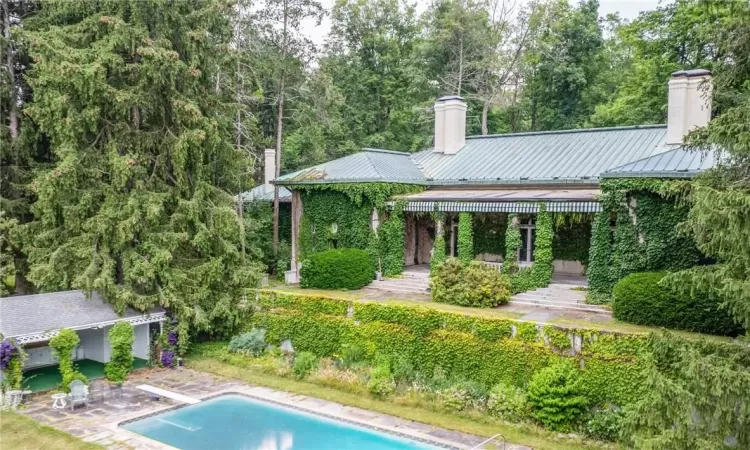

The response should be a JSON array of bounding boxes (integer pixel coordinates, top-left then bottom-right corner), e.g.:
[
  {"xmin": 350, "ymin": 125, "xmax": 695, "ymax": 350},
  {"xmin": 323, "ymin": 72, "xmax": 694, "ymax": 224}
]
[
  {"xmin": 671, "ymin": 69, "xmax": 712, "ymax": 78},
  {"xmin": 437, "ymin": 95, "xmax": 465, "ymax": 102}
]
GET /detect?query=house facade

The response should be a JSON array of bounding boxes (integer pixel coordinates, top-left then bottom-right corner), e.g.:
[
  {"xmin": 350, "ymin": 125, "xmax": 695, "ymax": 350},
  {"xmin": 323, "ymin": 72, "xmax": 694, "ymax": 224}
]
[{"xmin": 249, "ymin": 70, "xmax": 717, "ymax": 289}]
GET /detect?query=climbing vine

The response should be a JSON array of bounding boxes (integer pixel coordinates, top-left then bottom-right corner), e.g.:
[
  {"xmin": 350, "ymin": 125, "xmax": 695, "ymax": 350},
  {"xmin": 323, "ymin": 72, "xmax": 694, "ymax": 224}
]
[
  {"xmin": 473, "ymin": 214, "xmax": 507, "ymax": 257},
  {"xmin": 0, "ymin": 339, "xmax": 26, "ymax": 390},
  {"xmin": 293, "ymin": 184, "xmax": 423, "ymax": 273},
  {"xmin": 249, "ymin": 289, "xmax": 653, "ymax": 407},
  {"xmin": 49, "ymin": 329, "xmax": 87, "ymax": 391},
  {"xmin": 552, "ymin": 216, "xmax": 593, "ymax": 264},
  {"xmin": 105, "ymin": 322, "xmax": 135, "ymax": 385},
  {"xmin": 457, "ymin": 212, "xmax": 474, "ymax": 264},
  {"xmin": 503, "ymin": 214, "xmax": 521, "ymax": 275},
  {"xmin": 509, "ymin": 206, "xmax": 554, "ymax": 293},
  {"xmin": 587, "ymin": 179, "xmax": 700, "ymax": 296},
  {"xmin": 430, "ymin": 212, "xmax": 446, "ymax": 272}
]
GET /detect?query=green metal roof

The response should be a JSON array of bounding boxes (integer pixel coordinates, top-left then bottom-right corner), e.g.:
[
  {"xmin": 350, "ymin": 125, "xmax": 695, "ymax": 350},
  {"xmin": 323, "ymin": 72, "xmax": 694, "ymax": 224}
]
[
  {"xmin": 276, "ymin": 148, "xmax": 426, "ymax": 185},
  {"xmin": 602, "ymin": 147, "xmax": 717, "ymax": 178},
  {"xmin": 412, "ymin": 125, "xmax": 673, "ymax": 184},
  {"xmin": 274, "ymin": 125, "xmax": 705, "ymax": 187}
]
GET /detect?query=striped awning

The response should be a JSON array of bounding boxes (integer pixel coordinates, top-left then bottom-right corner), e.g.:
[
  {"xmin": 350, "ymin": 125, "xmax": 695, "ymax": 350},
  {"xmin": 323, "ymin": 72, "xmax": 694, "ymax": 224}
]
[{"xmin": 402, "ymin": 201, "xmax": 601, "ymax": 213}]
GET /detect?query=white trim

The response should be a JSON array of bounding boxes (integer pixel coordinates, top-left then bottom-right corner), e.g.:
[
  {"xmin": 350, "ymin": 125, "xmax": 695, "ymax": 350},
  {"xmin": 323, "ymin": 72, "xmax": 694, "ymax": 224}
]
[{"xmin": 9, "ymin": 313, "xmax": 166, "ymax": 345}]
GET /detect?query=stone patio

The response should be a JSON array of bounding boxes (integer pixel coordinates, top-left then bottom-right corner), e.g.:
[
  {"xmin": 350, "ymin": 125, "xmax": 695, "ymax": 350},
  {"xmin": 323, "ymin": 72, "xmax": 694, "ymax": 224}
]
[{"xmin": 17, "ymin": 367, "xmax": 531, "ymax": 450}]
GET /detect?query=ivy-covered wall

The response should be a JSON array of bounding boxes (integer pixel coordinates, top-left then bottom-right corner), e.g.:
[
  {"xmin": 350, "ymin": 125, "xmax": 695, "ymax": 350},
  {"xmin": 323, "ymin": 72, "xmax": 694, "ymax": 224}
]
[
  {"xmin": 250, "ymin": 290, "xmax": 648, "ymax": 407},
  {"xmin": 552, "ymin": 215, "xmax": 593, "ymax": 264},
  {"xmin": 587, "ymin": 179, "xmax": 701, "ymax": 295},
  {"xmin": 473, "ymin": 213, "xmax": 507, "ymax": 258},
  {"xmin": 291, "ymin": 183, "xmax": 424, "ymax": 277}
]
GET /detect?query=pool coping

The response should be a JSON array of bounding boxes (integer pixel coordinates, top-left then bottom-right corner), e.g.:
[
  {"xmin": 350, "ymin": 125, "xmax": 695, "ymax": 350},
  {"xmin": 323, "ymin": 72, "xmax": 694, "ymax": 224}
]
[{"xmin": 111, "ymin": 386, "xmax": 475, "ymax": 450}]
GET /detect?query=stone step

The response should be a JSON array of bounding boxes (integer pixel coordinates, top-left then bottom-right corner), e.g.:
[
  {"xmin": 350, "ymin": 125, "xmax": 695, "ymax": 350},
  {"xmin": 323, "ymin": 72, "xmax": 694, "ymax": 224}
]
[
  {"xmin": 401, "ymin": 272, "xmax": 430, "ymax": 280},
  {"xmin": 512, "ymin": 293, "xmax": 584, "ymax": 304},
  {"xmin": 509, "ymin": 299, "xmax": 610, "ymax": 314},
  {"xmin": 370, "ymin": 283, "xmax": 430, "ymax": 292},
  {"xmin": 366, "ymin": 284, "xmax": 430, "ymax": 294}
]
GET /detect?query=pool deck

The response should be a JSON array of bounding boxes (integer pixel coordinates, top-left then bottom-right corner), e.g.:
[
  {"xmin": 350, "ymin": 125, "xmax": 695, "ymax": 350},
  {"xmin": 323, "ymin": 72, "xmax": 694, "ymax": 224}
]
[{"xmin": 16, "ymin": 367, "xmax": 531, "ymax": 450}]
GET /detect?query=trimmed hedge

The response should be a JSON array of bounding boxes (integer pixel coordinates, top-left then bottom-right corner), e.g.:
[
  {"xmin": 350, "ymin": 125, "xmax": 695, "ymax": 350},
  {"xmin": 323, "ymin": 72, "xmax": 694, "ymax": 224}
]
[
  {"xmin": 612, "ymin": 272, "xmax": 743, "ymax": 336},
  {"xmin": 431, "ymin": 258, "xmax": 511, "ymax": 308},
  {"xmin": 300, "ymin": 248, "xmax": 374, "ymax": 290}
]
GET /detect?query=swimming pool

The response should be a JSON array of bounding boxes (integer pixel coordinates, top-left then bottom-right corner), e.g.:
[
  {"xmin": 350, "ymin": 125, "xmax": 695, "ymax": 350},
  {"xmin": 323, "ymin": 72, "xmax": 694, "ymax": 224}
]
[{"xmin": 122, "ymin": 394, "xmax": 443, "ymax": 450}]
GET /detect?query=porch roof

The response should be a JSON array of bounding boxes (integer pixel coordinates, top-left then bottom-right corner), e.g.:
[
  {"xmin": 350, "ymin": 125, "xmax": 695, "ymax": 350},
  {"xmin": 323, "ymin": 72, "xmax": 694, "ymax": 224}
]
[
  {"xmin": 0, "ymin": 290, "xmax": 166, "ymax": 345},
  {"xmin": 396, "ymin": 188, "xmax": 600, "ymax": 202}
]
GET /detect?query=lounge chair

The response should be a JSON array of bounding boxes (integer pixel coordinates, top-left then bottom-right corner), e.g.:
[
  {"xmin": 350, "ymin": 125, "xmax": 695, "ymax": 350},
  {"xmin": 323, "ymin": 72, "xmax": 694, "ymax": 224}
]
[{"xmin": 67, "ymin": 380, "xmax": 89, "ymax": 410}]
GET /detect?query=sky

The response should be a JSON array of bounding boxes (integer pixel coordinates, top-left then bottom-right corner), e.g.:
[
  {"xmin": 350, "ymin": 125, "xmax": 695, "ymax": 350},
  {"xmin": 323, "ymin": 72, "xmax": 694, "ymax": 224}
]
[{"xmin": 301, "ymin": 0, "xmax": 667, "ymax": 47}]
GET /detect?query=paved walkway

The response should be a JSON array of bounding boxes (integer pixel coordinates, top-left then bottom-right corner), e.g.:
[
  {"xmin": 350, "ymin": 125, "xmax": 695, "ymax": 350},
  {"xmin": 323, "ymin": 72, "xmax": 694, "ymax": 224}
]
[{"xmin": 18, "ymin": 368, "xmax": 530, "ymax": 450}]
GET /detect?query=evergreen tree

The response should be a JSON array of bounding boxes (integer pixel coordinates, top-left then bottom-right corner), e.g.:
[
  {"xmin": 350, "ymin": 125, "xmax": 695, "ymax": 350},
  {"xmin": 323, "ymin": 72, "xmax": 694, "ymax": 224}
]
[
  {"xmin": 0, "ymin": 0, "xmax": 43, "ymax": 296},
  {"xmin": 664, "ymin": 1, "xmax": 750, "ymax": 329},
  {"xmin": 20, "ymin": 0, "xmax": 263, "ymax": 343}
]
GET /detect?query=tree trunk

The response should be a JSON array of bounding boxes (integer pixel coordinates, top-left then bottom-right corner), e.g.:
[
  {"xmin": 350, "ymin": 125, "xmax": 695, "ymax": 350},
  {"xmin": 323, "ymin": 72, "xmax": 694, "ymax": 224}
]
[
  {"xmin": 481, "ymin": 101, "xmax": 489, "ymax": 135},
  {"xmin": 3, "ymin": 0, "xmax": 19, "ymax": 140},
  {"xmin": 272, "ymin": 0, "xmax": 289, "ymax": 254}
]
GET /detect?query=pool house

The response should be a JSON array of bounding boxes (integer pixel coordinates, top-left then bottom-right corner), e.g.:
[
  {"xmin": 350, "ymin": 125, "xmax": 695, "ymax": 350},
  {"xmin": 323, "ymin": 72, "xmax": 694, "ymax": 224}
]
[{"xmin": 0, "ymin": 290, "xmax": 165, "ymax": 391}]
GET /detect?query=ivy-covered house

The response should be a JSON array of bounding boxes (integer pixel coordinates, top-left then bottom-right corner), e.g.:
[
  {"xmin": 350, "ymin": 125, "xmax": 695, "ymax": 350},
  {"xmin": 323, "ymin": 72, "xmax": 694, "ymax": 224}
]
[{"xmin": 253, "ymin": 70, "xmax": 717, "ymax": 290}]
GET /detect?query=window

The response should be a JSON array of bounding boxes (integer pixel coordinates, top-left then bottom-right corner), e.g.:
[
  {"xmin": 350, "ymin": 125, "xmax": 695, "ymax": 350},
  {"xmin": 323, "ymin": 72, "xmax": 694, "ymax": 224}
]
[{"xmin": 518, "ymin": 218, "xmax": 536, "ymax": 263}]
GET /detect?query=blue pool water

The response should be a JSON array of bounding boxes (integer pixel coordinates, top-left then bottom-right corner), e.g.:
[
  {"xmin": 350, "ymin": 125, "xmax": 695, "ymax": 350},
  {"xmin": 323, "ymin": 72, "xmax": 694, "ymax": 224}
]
[{"xmin": 122, "ymin": 394, "xmax": 441, "ymax": 450}]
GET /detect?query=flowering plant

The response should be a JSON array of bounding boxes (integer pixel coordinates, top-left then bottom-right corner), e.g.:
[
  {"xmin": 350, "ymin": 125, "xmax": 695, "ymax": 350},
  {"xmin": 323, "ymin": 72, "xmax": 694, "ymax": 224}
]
[
  {"xmin": 167, "ymin": 331, "xmax": 178, "ymax": 346},
  {"xmin": 161, "ymin": 350, "xmax": 175, "ymax": 367},
  {"xmin": 0, "ymin": 340, "xmax": 17, "ymax": 370}
]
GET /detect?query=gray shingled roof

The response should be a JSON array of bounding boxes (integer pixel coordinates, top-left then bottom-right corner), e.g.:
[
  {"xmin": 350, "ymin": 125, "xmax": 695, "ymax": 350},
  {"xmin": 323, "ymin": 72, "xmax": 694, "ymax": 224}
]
[
  {"xmin": 275, "ymin": 125, "xmax": 692, "ymax": 186},
  {"xmin": 276, "ymin": 149, "xmax": 426, "ymax": 184},
  {"xmin": 239, "ymin": 184, "xmax": 292, "ymax": 202},
  {"xmin": 602, "ymin": 147, "xmax": 718, "ymax": 178},
  {"xmin": 0, "ymin": 290, "xmax": 165, "ymax": 339}
]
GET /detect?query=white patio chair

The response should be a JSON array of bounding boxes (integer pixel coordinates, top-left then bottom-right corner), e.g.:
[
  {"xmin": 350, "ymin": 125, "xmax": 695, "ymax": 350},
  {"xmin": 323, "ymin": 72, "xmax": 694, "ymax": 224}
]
[{"xmin": 67, "ymin": 380, "xmax": 89, "ymax": 410}]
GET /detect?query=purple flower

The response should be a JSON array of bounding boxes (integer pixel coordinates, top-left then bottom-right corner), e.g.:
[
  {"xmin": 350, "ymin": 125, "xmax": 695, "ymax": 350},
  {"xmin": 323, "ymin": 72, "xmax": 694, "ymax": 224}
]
[
  {"xmin": 167, "ymin": 331, "xmax": 178, "ymax": 347},
  {"xmin": 0, "ymin": 340, "xmax": 17, "ymax": 370},
  {"xmin": 161, "ymin": 350, "xmax": 175, "ymax": 367}
]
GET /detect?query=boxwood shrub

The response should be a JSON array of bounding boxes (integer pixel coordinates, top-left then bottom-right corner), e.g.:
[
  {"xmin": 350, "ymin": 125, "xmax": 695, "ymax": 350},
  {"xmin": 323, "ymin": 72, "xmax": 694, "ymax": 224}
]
[
  {"xmin": 612, "ymin": 272, "xmax": 743, "ymax": 336},
  {"xmin": 431, "ymin": 258, "xmax": 511, "ymax": 308},
  {"xmin": 300, "ymin": 248, "xmax": 374, "ymax": 290}
]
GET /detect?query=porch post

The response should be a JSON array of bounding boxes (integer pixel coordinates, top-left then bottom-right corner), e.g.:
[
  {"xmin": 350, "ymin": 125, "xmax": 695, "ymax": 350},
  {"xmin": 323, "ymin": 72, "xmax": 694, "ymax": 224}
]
[{"xmin": 286, "ymin": 189, "xmax": 303, "ymax": 283}]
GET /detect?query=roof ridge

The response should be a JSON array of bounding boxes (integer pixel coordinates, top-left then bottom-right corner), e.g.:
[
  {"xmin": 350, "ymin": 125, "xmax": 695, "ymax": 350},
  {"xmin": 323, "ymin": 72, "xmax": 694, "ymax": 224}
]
[
  {"xmin": 363, "ymin": 151, "xmax": 384, "ymax": 179},
  {"xmin": 362, "ymin": 148, "xmax": 411, "ymax": 155},
  {"xmin": 467, "ymin": 124, "xmax": 667, "ymax": 140}
]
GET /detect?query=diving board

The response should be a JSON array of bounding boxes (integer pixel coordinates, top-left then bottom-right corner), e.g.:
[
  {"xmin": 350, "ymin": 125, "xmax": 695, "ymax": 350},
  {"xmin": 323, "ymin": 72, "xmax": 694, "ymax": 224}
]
[{"xmin": 136, "ymin": 384, "xmax": 201, "ymax": 404}]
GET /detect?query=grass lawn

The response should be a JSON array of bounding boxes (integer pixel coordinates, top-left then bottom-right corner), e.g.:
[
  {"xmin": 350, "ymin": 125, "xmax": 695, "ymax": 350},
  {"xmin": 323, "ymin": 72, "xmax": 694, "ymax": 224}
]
[
  {"xmin": 0, "ymin": 411, "xmax": 103, "ymax": 450},
  {"xmin": 186, "ymin": 350, "xmax": 615, "ymax": 450}
]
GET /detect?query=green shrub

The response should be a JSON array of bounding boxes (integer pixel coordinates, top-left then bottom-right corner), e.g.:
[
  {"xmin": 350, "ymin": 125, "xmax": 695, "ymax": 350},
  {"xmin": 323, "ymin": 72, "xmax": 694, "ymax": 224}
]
[
  {"xmin": 487, "ymin": 382, "xmax": 532, "ymax": 421},
  {"xmin": 527, "ymin": 361, "xmax": 589, "ymax": 431},
  {"xmin": 612, "ymin": 272, "xmax": 743, "ymax": 336},
  {"xmin": 300, "ymin": 248, "xmax": 374, "ymax": 290},
  {"xmin": 431, "ymin": 258, "xmax": 511, "ymax": 308},
  {"xmin": 439, "ymin": 379, "xmax": 489, "ymax": 412},
  {"xmin": 292, "ymin": 351, "xmax": 318, "ymax": 379},
  {"xmin": 338, "ymin": 343, "xmax": 365, "ymax": 368},
  {"xmin": 49, "ymin": 328, "xmax": 87, "ymax": 392},
  {"xmin": 391, "ymin": 354, "xmax": 416, "ymax": 384},
  {"xmin": 105, "ymin": 322, "xmax": 135, "ymax": 385},
  {"xmin": 228, "ymin": 329, "xmax": 267, "ymax": 357},
  {"xmin": 584, "ymin": 406, "xmax": 625, "ymax": 442},
  {"xmin": 367, "ymin": 364, "xmax": 395, "ymax": 397}
]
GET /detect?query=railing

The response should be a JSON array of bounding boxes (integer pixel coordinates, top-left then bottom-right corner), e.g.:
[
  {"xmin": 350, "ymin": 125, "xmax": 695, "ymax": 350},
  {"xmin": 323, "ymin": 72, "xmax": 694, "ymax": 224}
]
[{"xmin": 469, "ymin": 433, "xmax": 506, "ymax": 450}]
